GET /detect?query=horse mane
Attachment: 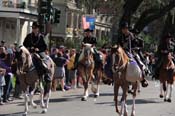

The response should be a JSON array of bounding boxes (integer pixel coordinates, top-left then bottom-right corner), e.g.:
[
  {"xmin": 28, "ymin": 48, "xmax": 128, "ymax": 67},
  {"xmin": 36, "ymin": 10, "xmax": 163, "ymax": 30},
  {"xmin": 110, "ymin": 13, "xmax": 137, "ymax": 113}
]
[
  {"xmin": 79, "ymin": 43, "xmax": 94, "ymax": 62},
  {"xmin": 20, "ymin": 46, "xmax": 33, "ymax": 68},
  {"xmin": 118, "ymin": 46, "xmax": 129, "ymax": 66}
]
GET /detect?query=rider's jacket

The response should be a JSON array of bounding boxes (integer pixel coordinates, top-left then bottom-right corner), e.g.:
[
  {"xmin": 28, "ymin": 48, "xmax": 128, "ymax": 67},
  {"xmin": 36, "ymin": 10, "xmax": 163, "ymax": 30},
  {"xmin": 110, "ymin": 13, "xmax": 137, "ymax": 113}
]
[
  {"xmin": 118, "ymin": 32, "xmax": 144, "ymax": 53},
  {"xmin": 23, "ymin": 32, "xmax": 47, "ymax": 53},
  {"xmin": 82, "ymin": 36, "xmax": 97, "ymax": 45}
]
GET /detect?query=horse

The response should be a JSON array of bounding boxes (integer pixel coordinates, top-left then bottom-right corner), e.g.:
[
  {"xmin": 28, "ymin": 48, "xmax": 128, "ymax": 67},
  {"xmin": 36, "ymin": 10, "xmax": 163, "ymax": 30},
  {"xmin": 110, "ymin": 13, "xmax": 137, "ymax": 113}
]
[
  {"xmin": 78, "ymin": 43, "xmax": 104, "ymax": 101},
  {"xmin": 111, "ymin": 45, "xmax": 146, "ymax": 116},
  {"xmin": 14, "ymin": 46, "xmax": 55, "ymax": 115},
  {"xmin": 159, "ymin": 52, "xmax": 175, "ymax": 102}
]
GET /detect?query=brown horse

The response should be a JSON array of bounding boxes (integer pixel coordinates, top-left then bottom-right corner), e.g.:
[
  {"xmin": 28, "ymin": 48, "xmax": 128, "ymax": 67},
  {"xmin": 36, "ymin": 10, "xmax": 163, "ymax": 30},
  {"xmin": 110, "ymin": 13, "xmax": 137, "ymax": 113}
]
[
  {"xmin": 159, "ymin": 52, "xmax": 175, "ymax": 102},
  {"xmin": 112, "ymin": 45, "xmax": 144, "ymax": 116},
  {"xmin": 15, "ymin": 46, "xmax": 55, "ymax": 115},
  {"xmin": 78, "ymin": 43, "xmax": 104, "ymax": 101}
]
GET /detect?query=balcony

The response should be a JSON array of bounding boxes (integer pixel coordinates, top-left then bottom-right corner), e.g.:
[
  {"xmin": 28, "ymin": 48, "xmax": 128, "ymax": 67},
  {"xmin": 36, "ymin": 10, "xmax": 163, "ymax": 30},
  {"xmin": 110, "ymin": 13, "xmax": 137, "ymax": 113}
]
[{"xmin": 0, "ymin": 0, "xmax": 38, "ymax": 10}]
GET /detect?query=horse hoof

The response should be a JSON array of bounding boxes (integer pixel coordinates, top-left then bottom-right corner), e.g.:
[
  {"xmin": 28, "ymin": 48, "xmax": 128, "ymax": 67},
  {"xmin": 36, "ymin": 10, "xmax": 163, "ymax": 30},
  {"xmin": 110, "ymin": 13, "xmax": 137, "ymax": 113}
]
[
  {"xmin": 94, "ymin": 93, "xmax": 99, "ymax": 98},
  {"xmin": 167, "ymin": 99, "xmax": 172, "ymax": 103},
  {"xmin": 159, "ymin": 95, "xmax": 163, "ymax": 98},
  {"xmin": 116, "ymin": 108, "xmax": 120, "ymax": 113},
  {"xmin": 164, "ymin": 99, "xmax": 167, "ymax": 102},
  {"xmin": 138, "ymin": 90, "xmax": 141, "ymax": 93},
  {"xmin": 23, "ymin": 112, "xmax": 27, "ymax": 116},
  {"xmin": 131, "ymin": 111, "xmax": 135, "ymax": 116},
  {"xmin": 41, "ymin": 109, "xmax": 47, "ymax": 114},
  {"xmin": 81, "ymin": 97, "xmax": 87, "ymax": 101}
]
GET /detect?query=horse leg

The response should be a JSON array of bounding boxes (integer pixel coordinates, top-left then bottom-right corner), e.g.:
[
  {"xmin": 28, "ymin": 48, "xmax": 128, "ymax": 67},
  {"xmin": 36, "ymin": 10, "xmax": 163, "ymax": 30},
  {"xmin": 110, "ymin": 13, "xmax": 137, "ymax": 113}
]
[
  {"xmin": 92, "ymin": 70, "xmax": 101, "ymax": 98},
  {"xmin": 167, "ymin": 84, "xmax": 173, "ymax": 102},
  {"xmin": 114, "ymin": 83, "xmax": 120, "ymax": 114},
  {"xmin": 29, "ymin": 88, "xmax": 37, "ymax": 109},
  {"xmin": 159, "ymin": 82, "xmax": 164, "ymax": 98},
  {"xmin": 166, "ymin": 83, "xmax": 173, "ymax": 102},
  {"xmin": 42, "ymin": 82, "xmax": 52, "ymax": 114},
  {"xmin": 24, "ymin": 90, "xmax": 29, "ymax": 116},
  {"xmin": 120, "ymin": 85, "xmax": 128, "ymax": 116},
  {"xmin": 82, "ymin": 80, "xmax": 89, "ymax": 101},
  {"xmin": 131, "ymin": 82, "xmax": 137, "ymax": 116},
  {"xmin": 39, "ymin": 81, "xmax": 45, "ymax": 108},
  {"xmin": 163, "ymin": 82, "xmax": 168, "ymax": 102},
  {"xmin": 137, "ymin": 81, "xmax": 141, "ymax": 93}
]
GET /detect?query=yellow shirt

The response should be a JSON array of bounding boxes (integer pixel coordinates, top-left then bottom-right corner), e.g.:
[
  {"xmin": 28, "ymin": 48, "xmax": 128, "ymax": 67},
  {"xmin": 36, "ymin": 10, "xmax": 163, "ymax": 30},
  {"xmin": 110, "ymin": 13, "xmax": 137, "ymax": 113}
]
[{"xmin": 67, "ymin": 54, "xmax": 75, "ymax": 70}]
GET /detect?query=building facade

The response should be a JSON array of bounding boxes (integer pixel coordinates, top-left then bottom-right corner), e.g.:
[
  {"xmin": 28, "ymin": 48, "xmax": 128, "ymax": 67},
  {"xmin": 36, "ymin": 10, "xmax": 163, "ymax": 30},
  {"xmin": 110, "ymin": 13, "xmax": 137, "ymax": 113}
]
[
  {"xmin": 51, "ymin": 0, "xmax": 82, "ymax": 46},
  {"xmin": 0, "ymin": 0, "xmax": 38, "ymax": 45}
]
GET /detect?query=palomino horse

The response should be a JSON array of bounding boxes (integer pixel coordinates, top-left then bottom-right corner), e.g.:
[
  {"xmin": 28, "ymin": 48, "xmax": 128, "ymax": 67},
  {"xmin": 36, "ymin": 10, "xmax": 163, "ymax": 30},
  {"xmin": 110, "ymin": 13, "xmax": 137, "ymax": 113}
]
[
  {"xmin": 78, "ymin": 43, "xmax": 103, "ymax": 101},
  {"xmin": 112, "ymin": 45, "xmax": 144, "ymax": 116},
  {"xmin": 15, "ymin": 46, "xmax": 55, "ymax": 115},
  {"xmin": 159, "ymin": 52, "xmax": 175, "ymax": 102}
]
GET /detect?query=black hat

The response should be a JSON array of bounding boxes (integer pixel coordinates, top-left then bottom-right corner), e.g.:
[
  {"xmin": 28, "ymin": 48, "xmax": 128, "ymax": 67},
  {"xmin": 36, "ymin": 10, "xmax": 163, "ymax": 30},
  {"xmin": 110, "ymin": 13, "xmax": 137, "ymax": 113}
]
[
  {"xmin": 84, "ymin": 28, "xmax": 93, "ymax": 32},
  {"xmin": 1, "ymin": 40, "xmax": 5, "ymax": 43},
  {"xmin": 120, "ymin": 22, "xmax": 129, "ymax": 29},
  {"xmin": 32, "ymin": 22, "xmax": 40, "ymax": 28}
]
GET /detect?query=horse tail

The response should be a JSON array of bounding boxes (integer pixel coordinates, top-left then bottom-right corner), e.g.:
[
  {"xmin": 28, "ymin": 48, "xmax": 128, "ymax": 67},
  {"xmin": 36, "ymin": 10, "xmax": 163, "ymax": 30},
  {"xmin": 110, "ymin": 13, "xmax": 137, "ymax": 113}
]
[{"xmin": 163, "ymin": 82, "xmax": 166, "ymax": 91}]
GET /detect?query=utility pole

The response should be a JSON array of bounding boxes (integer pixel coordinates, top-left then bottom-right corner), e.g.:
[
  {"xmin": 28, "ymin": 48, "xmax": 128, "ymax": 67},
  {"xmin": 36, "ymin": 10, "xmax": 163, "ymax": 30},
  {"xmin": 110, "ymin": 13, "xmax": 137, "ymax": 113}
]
[{"xmin": 38, "ymin": 0, "xmax": 53, "ymax": 51}]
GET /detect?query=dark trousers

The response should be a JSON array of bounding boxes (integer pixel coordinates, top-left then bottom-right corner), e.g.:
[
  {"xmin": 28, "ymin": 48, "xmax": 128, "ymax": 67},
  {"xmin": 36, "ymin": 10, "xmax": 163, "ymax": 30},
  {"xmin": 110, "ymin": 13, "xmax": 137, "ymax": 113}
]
[{"xmin": 3, "ymin": 74, "xmax": 13, "ymax": 101}]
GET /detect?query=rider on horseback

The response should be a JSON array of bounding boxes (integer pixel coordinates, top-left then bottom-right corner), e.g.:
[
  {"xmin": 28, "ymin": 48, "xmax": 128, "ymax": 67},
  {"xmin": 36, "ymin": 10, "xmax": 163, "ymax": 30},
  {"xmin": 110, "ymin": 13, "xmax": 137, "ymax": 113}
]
[
  {"xmin": 153, "ymin": 33, "xmax": 175, "ymax": 79},
  {"xmin": 118, "ymin": 21, "xmax": 148, "ymax": 87},
  {"xmin": 76, "ymin": 28, "xmax": 103, "ymax": 68},
  {"xmin": 23, "ymin": 22, "xmax": 51, "ymax": 82}
]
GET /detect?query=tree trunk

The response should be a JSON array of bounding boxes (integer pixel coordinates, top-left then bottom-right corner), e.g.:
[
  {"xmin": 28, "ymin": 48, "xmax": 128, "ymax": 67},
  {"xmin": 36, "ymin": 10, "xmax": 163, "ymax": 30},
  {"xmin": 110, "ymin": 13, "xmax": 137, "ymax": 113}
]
[{"xmin": 134, "ymin": 0, "xmax": 175, "ymax": 34}]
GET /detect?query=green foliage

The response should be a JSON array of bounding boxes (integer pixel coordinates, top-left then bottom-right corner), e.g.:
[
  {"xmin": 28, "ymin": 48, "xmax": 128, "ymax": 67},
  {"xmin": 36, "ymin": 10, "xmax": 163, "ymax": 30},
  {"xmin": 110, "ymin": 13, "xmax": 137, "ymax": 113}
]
[
  {"xmin": 96, "ymin": 36, "xmax": 110, "ymax": 49},
  {"xmin": 61, "ymin": 38, "xmax": 81, "ymax": 50},
  {"xmin": 141, "ymin": 33, "xmax": 157, "ymax": 51}
]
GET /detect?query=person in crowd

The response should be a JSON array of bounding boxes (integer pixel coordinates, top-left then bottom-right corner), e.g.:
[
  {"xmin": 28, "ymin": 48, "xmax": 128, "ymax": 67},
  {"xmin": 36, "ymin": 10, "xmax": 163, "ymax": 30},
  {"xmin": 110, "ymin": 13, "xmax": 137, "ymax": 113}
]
[
  {"xmin": 0, "ymin": 68, "xmax": 6, "ymax": 105},
  {"xmin": 0, "ymin": 47, "xmax": 13, "ymax": 103},
  {"xmin": 52, "ymin": 52, "xmax": 69, "ymax": 92},
  {"xmin": 67, "ymin": 49, "xmax": 77, "ymax": 89}
]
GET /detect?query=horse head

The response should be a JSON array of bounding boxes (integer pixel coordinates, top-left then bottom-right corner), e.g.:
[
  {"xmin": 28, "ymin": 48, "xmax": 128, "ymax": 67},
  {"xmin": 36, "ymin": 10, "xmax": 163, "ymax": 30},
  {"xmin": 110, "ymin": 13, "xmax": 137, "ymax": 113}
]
[
  {"xmin": 15, "ymin": 46, "xmax": 32, "ymax": 73},
  {"xmin": 111, "ymin": 45, "xmax": 129, "ymax": 72},
  {"xmin": 81, "ymin": 43, "xmax": 94, "ymax": 60}
]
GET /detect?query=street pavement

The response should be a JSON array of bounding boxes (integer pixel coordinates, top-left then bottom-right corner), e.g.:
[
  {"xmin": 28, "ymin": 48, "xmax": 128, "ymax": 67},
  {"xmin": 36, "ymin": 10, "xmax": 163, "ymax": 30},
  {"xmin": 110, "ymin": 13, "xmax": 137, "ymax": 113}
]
[{"xmin": 0, "ymin": 80, "xmax": 175, "ymax": 116}]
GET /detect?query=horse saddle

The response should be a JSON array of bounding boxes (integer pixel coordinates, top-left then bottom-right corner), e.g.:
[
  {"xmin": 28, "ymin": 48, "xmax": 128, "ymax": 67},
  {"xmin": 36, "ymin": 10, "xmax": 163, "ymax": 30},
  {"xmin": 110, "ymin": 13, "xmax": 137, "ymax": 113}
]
[
  {"xmin": 126, "ymin": 59, "xmax": 142, "ymax": 83},
  {"xmin": 32, "ymin": 53, "xmax": 49, "ymax": 74}
]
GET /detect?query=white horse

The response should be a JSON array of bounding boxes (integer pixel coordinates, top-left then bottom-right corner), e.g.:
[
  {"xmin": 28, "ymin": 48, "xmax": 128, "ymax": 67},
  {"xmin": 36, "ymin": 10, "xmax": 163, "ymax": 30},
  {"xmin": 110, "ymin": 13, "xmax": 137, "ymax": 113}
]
[{"xmin": 15, "ymin": 46, "xmax": 55, "ymax": 115}]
